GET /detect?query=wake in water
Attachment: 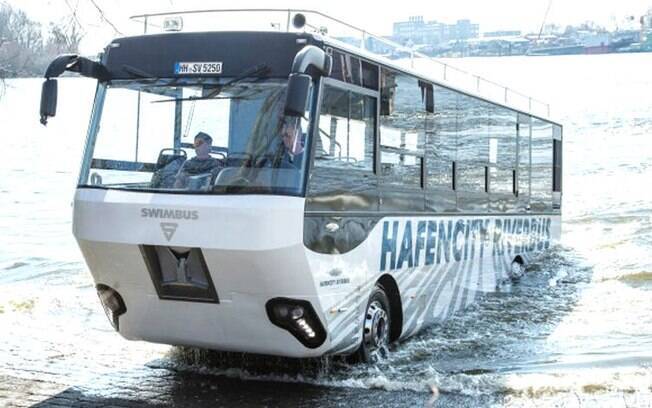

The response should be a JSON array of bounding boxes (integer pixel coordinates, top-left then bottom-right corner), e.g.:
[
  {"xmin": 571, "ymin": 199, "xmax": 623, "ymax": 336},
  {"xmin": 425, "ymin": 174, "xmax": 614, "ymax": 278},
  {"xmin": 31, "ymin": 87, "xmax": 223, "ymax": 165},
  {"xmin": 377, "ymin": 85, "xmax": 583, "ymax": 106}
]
[
  {"xmin": 151, "ymin": 244, "xmax": 652, "ymax": 406},
  {"xmin": 154, "ymin": 246, "xmax": 610, "ymax": 400}
]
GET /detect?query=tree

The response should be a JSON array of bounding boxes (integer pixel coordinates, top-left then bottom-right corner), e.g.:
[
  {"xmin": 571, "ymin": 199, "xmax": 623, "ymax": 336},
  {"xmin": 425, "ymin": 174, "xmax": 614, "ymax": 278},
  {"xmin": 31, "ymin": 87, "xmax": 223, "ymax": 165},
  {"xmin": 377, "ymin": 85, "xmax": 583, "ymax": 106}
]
[
  {"xmin": 0, "ymin": 4, "xmax": 42, "ymax": 77},
  {"xmin": 0, "ymin": 3, "xmax": 83, "ymax": 80},
  {"xmin": 45, "ymin": 22, "xmax": 82, "ymax": 57}
]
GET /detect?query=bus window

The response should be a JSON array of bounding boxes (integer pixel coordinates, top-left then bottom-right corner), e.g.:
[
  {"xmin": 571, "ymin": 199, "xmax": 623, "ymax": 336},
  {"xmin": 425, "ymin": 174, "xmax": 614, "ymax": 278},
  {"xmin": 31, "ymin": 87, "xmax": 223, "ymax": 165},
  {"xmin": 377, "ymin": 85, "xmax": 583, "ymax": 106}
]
[
  {"xmin": 305, "ymin": 83, "xmax": 377, "ymax": 212},
  {"xmin": 329, "ymin": 51, "xmax": 378, "ymax": 91},
  {"xmin": 91, "ymin": 86, "xmax": 175, "ymax": 186},
  {"xmin": 457, "ymin": 94, "xmax": 488, "ymax": 192},
  {"xmin": 488, "ymin": 105, "xmax": 518, "ymax": 212},
  {"xmin": 180, "ymin": 87, "xmax": 230, "ymax": 152},
  {"xmin": 424, "ymin": 86, "xmax": 457, "ymax": 212},
  {"xmin": 377, "ymin": 69, "xmax": 426, "ymax": 212},
  {"xmin": 380, "ymin": 151, "xmax": 422, "ymax": 187},
  {"xmin": 517, "ymin": 114, "xmax": 531, "ymax": 211},
  {"xmin": 313, "ymin": 86, "xmax": 375, "ymax": 170},
  {"xmin": 553, "ymin": 125, "xmax": 563, "ymax": 209},
  {"xmin": 330, "ymin": 51, "xmax": 362, "ymax": 87},
  {"xmin": 379, "ymin": 70, "xmax": 425, "ymax": 188},
  {"xmin": 456, "ymin": 94, "xmax": 489, "ymax": 212},
  {"xmin": 82, "ymin": 79, "xmax": 307, "ymax": 195},
  {"xmin": 530, "ymin": 118, "xmax": 554, "ymax": 211},
  {"xmin": 426, "ymin": 87, "xmax": 454, "ymax": 191}
]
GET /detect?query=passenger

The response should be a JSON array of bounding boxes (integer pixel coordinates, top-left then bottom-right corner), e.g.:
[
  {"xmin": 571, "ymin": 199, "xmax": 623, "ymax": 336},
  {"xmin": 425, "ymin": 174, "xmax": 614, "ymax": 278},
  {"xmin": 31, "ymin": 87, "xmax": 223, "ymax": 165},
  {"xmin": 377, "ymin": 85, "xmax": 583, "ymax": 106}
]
[{"xmin": 174, "ymin": 132, "xmax": 223, "ymax": 189}]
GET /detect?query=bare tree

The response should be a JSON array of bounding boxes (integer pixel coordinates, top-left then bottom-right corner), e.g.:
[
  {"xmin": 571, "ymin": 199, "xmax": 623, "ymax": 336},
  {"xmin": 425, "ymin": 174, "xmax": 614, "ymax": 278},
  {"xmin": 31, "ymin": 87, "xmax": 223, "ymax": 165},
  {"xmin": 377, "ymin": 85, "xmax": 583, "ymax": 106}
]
[
  {"xmin": 0, "ymin": 3, "xmax": 43, "ymax": 77},
  {"xmin": 46, "ymin": 22, "xmax": 82, "ymax": 56},
  {"xmin": 0, "ymin": 3, "xmax": 83, "ymax": 81}
]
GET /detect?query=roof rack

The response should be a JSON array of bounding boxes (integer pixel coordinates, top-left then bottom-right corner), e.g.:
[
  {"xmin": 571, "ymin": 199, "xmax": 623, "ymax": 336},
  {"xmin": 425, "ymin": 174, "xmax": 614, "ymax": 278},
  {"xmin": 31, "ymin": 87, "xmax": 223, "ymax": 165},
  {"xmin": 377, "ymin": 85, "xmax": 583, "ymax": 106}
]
[{"xmin": 129, "ymin": 9, "xmax": 552, "ymax": 119}]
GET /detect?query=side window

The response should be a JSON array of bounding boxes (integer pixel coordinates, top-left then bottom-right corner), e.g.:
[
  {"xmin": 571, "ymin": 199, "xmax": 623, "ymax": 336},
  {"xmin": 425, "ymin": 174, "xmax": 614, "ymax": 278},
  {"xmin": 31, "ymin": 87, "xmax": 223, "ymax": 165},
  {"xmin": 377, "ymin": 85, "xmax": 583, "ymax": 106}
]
[
  {"xmin": 329, "ymin": 50, "xmax": 379, "ymax": 91},
  {"xmin": 330, "ymin": 51, "xmax": 362, "ymax": 87},
  {"xmin": 379, "ymin": 69, "xmax": 425, "ymax": 187},
  {"xmin": 488, "ymin": 105, "xmax": 517, "ymax": 195},
  {"xmin": 380, "ymin": 144, "xmax": 422, "ymax": 186},
  {"xmin": 553, "ymin": 129, "xmax": 562, "ymax": 193},
  {"xmin": 314, "ymin": 85, "xmax": 376, "ymax": 171},
  {"xmin": 425, "ymin": 85, "xmax": 457, "ymax": 212},
  {"xmin": 307, "ymin": 82, "xmax": 378, "ymax": 212},
  {"xmin": 530, "ymin": 118, "xmax": 553, "ymax": 211},
  {"xmin": 427, "ymin": 86, "xmax": 456, "ymax": 191},
  {"xmin": 456, "ymin": 94, "xmax": 489, "ymax": 192},
  {"xmin": 553, "ymin": 125, "xmax": 563, "ymax": 210},
  {"xmin": 517, "ymin": 114, "xmax": 531, "ymax": 210}
]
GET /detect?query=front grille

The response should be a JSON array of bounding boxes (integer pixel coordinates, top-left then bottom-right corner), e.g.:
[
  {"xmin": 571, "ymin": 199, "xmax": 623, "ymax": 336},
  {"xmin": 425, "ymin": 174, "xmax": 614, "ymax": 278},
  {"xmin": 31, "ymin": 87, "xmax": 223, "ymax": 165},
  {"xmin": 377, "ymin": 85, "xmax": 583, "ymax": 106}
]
[{"xmin": 140, "ymin": 245, "xmax": 219, "ymax": 303}]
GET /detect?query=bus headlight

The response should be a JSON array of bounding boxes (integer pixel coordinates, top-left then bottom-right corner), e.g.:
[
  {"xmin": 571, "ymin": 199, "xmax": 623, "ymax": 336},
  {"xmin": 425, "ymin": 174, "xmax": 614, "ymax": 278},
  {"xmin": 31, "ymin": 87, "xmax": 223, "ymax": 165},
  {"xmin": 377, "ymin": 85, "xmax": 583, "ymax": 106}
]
[
  {"xmin": 266, "ymin": 298, "xmax": 326, "ymax": 348},
  {"xmin": 96, "ymin": 284, "xmax": 127, "ymax": 331}
]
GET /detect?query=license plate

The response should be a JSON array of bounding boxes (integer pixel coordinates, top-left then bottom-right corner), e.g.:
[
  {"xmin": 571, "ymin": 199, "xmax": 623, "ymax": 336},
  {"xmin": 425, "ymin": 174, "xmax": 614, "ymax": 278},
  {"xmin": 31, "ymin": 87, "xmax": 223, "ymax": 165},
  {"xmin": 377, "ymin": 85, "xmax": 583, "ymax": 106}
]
[{"xmin": 174, "ymin": 62, "xmax": 223, "ymax": 75}]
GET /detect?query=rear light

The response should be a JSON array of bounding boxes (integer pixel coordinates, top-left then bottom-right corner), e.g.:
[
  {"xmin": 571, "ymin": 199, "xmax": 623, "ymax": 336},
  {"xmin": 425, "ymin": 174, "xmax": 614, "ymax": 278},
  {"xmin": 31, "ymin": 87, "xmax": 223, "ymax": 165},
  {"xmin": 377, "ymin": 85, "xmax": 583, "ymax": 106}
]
[
  {"xmin": 96, "ymin": 284, "xmax": 127, "ymax": 331},
  {"xmin": 266, "ymin": 298, "xmax": 326, "ymax": 349}
]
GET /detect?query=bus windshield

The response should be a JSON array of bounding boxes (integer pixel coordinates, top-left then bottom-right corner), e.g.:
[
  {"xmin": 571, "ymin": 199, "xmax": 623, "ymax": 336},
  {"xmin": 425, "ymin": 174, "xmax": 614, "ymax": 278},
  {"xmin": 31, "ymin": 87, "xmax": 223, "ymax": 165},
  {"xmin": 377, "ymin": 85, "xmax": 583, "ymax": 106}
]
[{"xmin": 80, "ymin": 78, "xmax": 311, "ymax": 195}]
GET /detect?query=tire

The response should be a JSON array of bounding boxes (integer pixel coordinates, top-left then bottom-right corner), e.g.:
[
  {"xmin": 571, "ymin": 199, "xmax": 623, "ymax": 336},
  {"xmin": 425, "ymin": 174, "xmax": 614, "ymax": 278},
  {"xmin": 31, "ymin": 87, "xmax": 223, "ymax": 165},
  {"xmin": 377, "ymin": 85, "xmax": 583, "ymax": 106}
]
[{"xmin": 353, "ymin": 284, "xmax": 391, "ymax": 363}]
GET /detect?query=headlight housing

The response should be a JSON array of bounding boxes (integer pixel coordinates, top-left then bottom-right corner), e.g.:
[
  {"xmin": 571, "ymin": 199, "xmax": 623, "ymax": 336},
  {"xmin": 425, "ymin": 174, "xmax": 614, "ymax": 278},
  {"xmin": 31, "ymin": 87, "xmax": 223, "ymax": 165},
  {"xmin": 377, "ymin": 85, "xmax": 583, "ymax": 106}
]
[
  {"xmin": 96, "ymin": 284, "xmax": 127, "ymax": 331},
  {"xmin": 266, "ymin": 298, "xmax": 326, "ymax": 349}
]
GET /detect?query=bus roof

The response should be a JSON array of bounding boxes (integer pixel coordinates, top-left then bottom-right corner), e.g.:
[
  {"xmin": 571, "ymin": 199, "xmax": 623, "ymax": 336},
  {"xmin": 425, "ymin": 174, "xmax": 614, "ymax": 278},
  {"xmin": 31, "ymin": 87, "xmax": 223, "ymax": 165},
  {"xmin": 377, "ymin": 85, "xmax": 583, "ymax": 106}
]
[
  {"xmin": 102, "ymin": 31, "xmax": 321, "ymax": 80},
  {"xmin": 125, "ymin": 9, "xmax": 556, "ymax": 122}
]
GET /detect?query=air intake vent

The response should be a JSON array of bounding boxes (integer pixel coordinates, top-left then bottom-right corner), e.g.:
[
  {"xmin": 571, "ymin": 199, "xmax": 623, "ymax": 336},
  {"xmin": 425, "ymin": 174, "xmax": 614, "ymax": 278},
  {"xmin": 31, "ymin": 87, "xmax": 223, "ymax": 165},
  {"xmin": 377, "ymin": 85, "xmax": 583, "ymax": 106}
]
[{"xmin": 140, "ymin": 245, "xmax": 219, "ymax": 303}]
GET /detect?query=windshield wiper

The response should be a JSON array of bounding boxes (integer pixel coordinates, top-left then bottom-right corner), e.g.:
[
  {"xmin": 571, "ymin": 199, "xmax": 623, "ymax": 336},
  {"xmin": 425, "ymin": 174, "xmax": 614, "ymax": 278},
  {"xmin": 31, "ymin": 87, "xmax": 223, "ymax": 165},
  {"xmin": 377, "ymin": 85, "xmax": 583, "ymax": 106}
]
[
  {"xmin": 122, "ymin": 64, "xmax": 185, "ymax": 90},
  {"xmin": 150, "ymin": 64, "xmax": 271, "ymax": 104},
  {"xmin": 204, "ymin": 64, "xmax": 270, "ymax": 98},
  {"xmin": 151, "ymin": 95, "xmax": 247, "ymax": 103}
]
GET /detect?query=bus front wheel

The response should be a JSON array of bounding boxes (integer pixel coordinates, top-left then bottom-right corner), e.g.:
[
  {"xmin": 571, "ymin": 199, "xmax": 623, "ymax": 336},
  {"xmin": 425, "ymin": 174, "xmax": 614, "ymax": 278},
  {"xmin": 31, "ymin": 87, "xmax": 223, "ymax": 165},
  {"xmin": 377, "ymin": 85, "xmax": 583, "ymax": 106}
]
[{"xmin": 354, "ymin": 284, "xmax": 391, "ymax": 363}]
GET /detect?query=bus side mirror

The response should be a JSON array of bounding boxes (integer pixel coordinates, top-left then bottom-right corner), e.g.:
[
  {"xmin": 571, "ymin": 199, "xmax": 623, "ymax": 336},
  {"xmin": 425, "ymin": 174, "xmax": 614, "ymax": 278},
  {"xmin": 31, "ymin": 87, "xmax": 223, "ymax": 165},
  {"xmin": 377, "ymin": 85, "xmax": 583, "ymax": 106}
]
[
  {"xmin": 40, "ymin": 79, "xmax": 58, "ymax": 125},
  {"xmin": 284, "ymin": 73, "xmax": 311, "ymax": 117}
]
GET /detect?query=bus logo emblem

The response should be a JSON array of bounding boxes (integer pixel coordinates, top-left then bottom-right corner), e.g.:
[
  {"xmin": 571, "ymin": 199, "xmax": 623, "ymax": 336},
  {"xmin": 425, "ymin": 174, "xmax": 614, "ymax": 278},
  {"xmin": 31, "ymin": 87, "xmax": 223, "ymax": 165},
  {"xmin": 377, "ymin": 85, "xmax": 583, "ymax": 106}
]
[{"xmin": 160, "ymin": 222, "xmax": 178, "ymax": 241}]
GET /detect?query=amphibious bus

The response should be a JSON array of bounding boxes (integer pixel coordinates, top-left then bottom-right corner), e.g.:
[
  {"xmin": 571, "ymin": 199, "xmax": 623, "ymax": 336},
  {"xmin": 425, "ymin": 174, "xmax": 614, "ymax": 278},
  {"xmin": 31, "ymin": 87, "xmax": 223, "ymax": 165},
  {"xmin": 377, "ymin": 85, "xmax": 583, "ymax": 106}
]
[{"xmin": 39, "ymin": 10, "xmax": 562, "ymax": 362}]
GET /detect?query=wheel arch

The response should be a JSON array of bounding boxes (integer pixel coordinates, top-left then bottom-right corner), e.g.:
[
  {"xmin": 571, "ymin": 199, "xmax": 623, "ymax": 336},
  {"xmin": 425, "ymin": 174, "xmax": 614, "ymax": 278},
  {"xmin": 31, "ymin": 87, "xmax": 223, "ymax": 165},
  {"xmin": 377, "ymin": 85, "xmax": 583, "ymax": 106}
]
[{"xmin": 377, "ymin": 274, "xmax": 403, "ymax": 342}]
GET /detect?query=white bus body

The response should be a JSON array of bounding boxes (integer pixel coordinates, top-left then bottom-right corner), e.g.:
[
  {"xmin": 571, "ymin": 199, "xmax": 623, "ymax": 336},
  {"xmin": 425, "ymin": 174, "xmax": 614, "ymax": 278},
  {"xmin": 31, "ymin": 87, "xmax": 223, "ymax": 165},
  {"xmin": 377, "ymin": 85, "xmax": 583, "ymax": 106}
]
[{"xmin": 39, "ymin": 13, "xmax": 562, "ymax": 361}]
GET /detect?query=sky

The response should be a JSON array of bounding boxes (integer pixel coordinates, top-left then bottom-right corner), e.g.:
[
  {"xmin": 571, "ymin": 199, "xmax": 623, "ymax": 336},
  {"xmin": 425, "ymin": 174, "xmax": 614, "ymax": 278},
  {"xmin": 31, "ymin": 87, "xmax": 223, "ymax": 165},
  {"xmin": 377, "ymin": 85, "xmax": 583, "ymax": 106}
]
[{"xmin": 5, "ymin": 0, "xmax": 652, "ymax": 53}]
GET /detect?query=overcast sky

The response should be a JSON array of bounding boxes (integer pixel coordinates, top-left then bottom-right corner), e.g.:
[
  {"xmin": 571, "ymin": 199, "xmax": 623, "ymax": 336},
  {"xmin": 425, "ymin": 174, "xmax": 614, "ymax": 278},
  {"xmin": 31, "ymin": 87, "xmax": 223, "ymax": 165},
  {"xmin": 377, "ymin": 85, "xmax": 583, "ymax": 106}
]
[{"xmin": 6, "ymin": 0, "xmax": 652, "ymax": 53}]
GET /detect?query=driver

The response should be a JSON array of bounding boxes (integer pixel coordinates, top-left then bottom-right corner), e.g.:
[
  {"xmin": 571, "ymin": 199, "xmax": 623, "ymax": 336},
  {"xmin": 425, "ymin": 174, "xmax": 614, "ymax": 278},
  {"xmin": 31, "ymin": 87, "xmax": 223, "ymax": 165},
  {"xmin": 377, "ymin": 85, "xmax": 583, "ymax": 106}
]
[
  {"xmin": 174, "ymin": 132, "xmax": 223, "ymax": 188},
  {"xmin": 278, "ymin": 117, "xmax": 304, "ymax": 168}
]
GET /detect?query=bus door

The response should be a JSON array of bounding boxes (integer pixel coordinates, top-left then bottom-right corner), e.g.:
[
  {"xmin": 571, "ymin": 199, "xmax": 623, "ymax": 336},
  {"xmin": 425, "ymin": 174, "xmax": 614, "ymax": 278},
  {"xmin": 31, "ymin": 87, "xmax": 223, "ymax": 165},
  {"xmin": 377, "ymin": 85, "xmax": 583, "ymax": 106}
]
[{"xmin": 304, "ymin": 79, "xmax": 379, "ymax": 255}]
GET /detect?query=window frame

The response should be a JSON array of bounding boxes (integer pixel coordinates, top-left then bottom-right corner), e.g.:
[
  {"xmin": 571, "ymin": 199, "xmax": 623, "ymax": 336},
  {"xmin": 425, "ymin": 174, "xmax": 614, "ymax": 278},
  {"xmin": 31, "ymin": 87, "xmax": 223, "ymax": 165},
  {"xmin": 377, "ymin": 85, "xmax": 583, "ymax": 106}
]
[
  {"xmin": 553, "ymin": 138, "xmax": 562, "ymax": 193},
  {"xmin": 79, "ymin": 78, "xmax": 313, "ymax": 197},
  {"xmin": 308, "ymin": 48, "xmax": 563, "ymax": 215},
  {"xmin": 310, "ymin": 77, "xmax": 379, "ymax": 173}
]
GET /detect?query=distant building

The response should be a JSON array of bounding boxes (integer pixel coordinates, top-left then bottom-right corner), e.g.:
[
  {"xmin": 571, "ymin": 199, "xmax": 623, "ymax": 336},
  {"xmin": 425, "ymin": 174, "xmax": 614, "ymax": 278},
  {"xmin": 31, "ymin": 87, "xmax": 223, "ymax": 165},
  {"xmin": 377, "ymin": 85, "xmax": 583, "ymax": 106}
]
[
  {"xmin": 392, "ymin": 16, "xmax": 479, "ymax": 46},
  {"xmin": 393, "ymin": 16, "xmax": 443, "ymax": 45},
  {"xmin": 448, "ymin": 19, "xmax": 480, "ymax": 42},
  {"xmin": 483, "ymin": 30, "xmax": 522, "ymax": 38},
  {"xmin": 333, "ymin": 35, "xmax": 396, "ymax": 55}
]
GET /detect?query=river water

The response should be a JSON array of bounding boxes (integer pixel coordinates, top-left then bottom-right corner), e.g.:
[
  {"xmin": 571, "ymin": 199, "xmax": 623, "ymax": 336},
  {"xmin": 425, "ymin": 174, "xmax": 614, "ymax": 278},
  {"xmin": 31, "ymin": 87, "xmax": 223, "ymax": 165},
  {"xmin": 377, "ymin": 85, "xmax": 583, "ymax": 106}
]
[{"xmin": 1, "ymin": 53, "xmax": 651, "ymax": 407}]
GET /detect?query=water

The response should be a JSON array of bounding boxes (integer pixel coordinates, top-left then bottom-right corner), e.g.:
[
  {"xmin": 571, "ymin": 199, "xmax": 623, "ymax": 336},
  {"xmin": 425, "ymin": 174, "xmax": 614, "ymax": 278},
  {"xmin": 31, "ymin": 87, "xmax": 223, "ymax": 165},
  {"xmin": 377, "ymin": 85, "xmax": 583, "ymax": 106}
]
[{"xmin": 1, "ymin": 53, "xmax": 652, "ymax": 407}]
